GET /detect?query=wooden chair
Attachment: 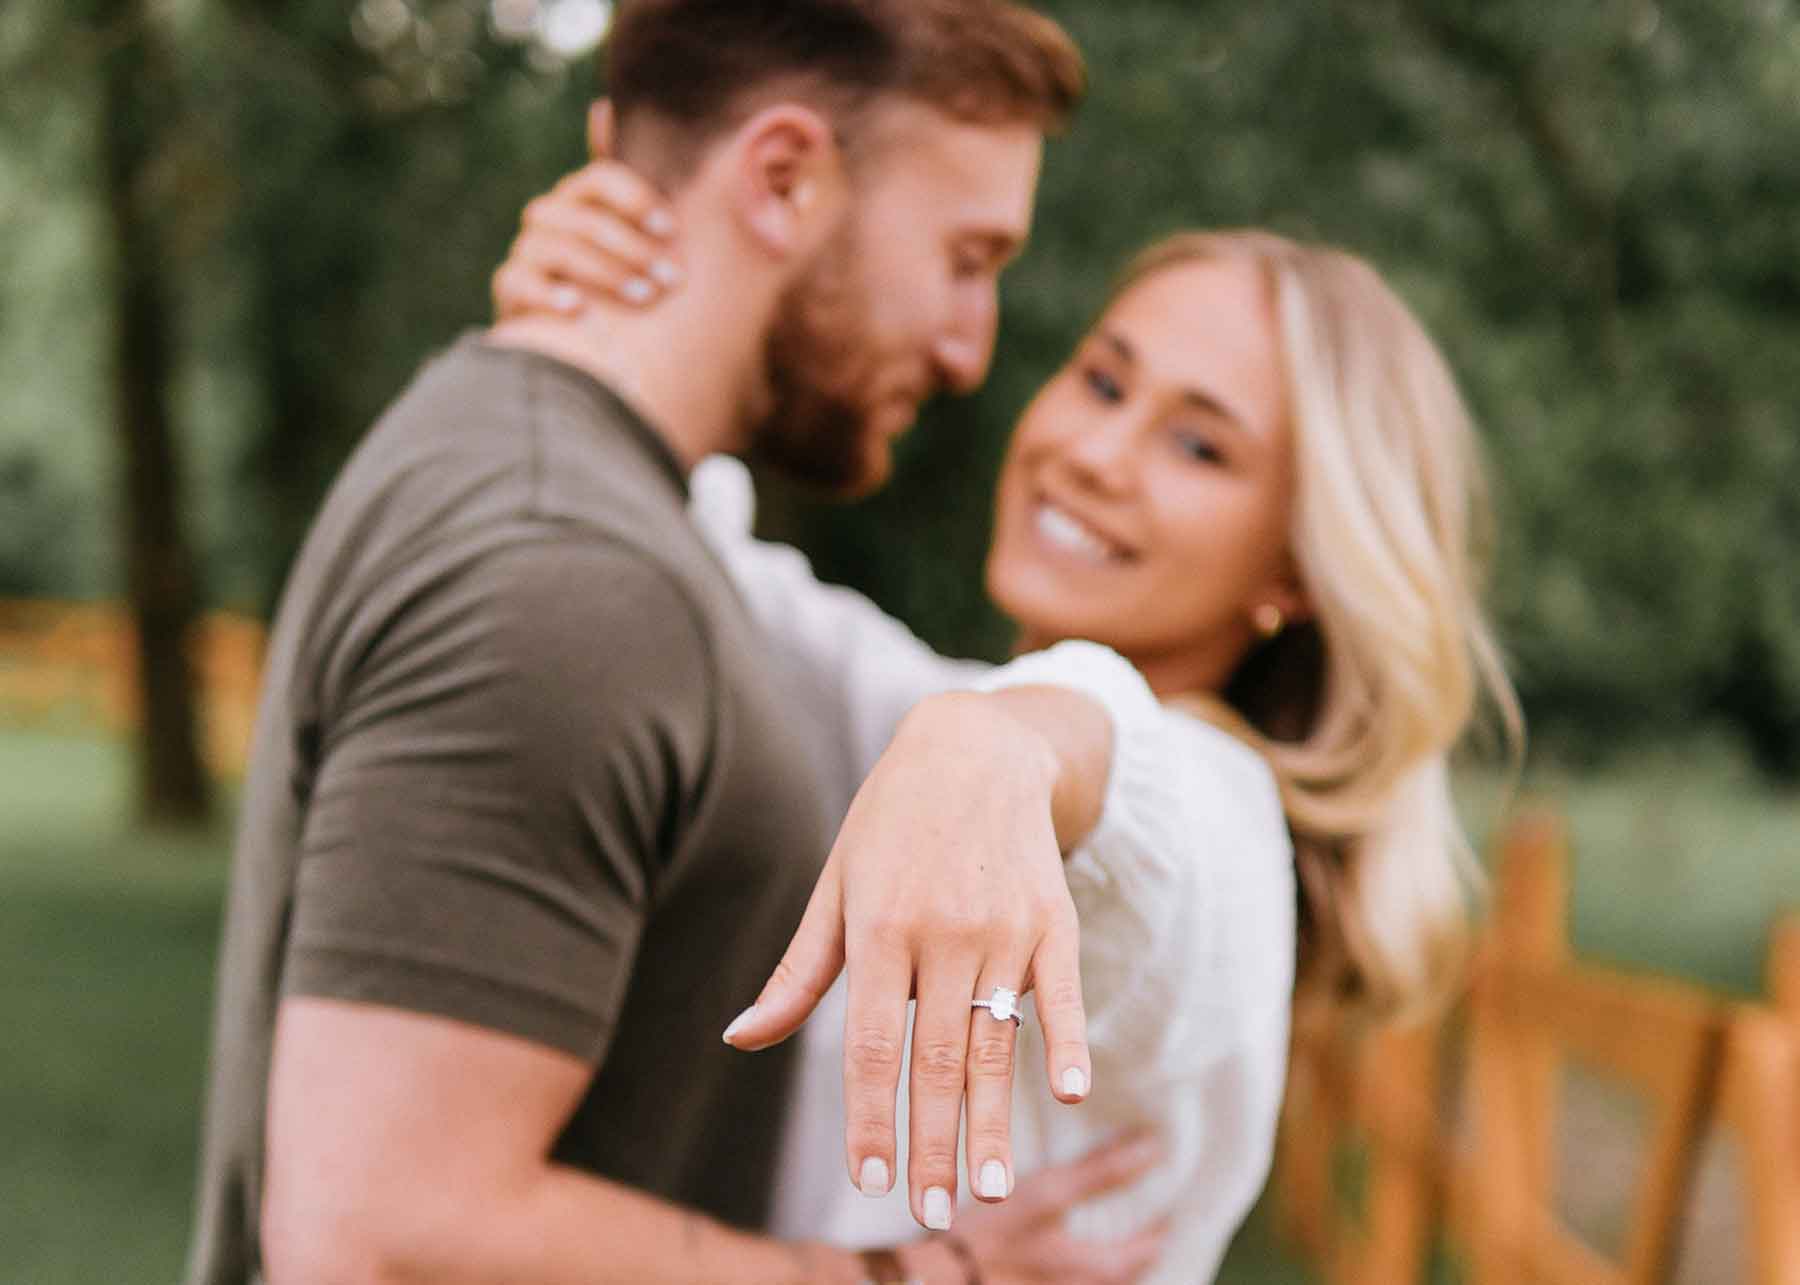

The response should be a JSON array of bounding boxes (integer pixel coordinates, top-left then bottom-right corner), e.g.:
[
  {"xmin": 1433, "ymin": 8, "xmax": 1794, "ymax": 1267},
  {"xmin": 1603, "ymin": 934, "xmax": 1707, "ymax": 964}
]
[
  {"xmin": 1271, "ymin": 813, "xmax": 1568, "ymax": 1285},
  {"xmin": 1458, "ymin": 811, "xmax": 1731, "ymax": 1285}
]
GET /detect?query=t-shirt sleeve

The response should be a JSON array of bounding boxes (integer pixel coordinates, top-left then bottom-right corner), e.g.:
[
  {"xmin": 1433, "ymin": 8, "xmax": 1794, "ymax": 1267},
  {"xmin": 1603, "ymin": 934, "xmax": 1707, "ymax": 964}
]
[{"xmin": 281, "ymin": 537, "xmax": 717, "ymax": 1066}]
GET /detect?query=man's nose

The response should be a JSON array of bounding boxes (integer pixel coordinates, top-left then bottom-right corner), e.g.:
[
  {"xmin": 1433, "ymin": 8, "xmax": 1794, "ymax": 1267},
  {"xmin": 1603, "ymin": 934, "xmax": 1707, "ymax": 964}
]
[{"xmin": 932, "ymin": 285, "xmax": 1000, "ymax": 395}]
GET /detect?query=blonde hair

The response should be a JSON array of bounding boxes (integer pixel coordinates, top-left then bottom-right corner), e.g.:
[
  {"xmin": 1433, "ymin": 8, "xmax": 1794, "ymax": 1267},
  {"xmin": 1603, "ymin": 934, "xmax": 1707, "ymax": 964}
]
[{"xmin": 1113, "ymin": 231, "xmax": 1523, "ymax": 1024}]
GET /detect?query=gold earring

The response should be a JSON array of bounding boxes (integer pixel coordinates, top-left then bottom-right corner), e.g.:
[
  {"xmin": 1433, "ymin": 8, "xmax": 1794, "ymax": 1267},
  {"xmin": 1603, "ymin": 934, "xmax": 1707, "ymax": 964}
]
[{"xmin": 1252, "ymin": 604, "xmax": 1285, "ymax": 638}]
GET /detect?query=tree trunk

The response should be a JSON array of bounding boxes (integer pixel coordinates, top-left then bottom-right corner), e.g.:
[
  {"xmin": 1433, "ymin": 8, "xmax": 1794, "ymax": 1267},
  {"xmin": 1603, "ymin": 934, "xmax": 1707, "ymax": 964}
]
[{"xmin": 97, "ymin": 0, "xmax": 212, "ymax": 827}]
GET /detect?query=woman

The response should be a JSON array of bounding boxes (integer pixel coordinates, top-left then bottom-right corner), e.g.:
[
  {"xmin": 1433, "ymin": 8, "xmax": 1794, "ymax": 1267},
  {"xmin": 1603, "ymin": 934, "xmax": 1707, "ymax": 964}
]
[{"xmin": 494, "ymin": 168, "xmax": 1520, "ymax": 1283}]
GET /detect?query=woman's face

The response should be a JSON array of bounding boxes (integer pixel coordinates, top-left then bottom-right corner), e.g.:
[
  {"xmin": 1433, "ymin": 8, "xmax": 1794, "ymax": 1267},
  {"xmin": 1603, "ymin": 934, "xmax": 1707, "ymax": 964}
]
[{"xmin": 985, "ymin": 255, "xmax": 1305, "ymax": 695}]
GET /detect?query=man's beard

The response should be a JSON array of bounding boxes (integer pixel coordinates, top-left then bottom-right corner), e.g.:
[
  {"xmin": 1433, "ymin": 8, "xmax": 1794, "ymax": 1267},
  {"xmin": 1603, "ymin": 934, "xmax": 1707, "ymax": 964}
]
[{"xmin": 748, "ymin": 225, "xmax": 915, "ymax": 497}]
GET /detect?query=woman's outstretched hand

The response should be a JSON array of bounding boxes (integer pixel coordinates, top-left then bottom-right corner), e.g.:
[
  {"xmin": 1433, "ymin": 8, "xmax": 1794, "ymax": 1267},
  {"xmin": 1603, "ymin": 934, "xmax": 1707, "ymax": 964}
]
[
  {"xmin": 491, "ymin": 101, "xmax": 684, "ymax": 322},
  {"xmin": 722, "ymin": 688, "xmax": 1114, "ymax": 1233},
  {"xmin": 898, "ymin": 1132, "xmax": 1171, "ymax": 1284}
]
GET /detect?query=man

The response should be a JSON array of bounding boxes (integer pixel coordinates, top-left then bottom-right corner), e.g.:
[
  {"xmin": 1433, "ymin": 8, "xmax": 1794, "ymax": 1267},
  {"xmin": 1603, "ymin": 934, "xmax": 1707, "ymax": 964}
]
[{"xmin": 185, "ymin": 2, "xmax": 1121, "ymax": 1282}]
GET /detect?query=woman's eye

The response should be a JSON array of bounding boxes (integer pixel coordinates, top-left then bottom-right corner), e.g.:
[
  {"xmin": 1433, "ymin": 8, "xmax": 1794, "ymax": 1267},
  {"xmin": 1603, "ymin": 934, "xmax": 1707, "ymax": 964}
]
[
  {"xmin": 1171, "ymin": 429, "xmax": 1223, "ymax": 464},
  {"xmin": 1082, "ymin": 367, "xmax": 1124, "ymax": 403}
]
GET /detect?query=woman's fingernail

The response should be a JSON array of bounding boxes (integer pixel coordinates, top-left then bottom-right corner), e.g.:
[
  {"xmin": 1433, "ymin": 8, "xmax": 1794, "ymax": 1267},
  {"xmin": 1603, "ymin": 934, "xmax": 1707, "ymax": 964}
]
[
  {"xmin": 923, "ymin": 1186, "xmax": 952, "ymax": 1230},
  {"xmin": 722, "ymin": 1005, "xmax": 757, "ymax": 1043},
  {"xmin": 646, "ymin": 208, "xmax": 675, "ymax": 238},
  {"xmin": 978, "ymin": 1159, "xmax": 1009, "ymax": 1199},
  {"xmin": 858, "ymin": 1157, "xmax": 889, "ymax": 1196},
  {"xmin": 549, "ymin": 284, "xmax": 582, "ymax": 314},
  {"xmin": 622, "ymin": 276, "xmax": 655, "ymax": 304},
  {"xmin": 649, "ymin": 257, "xmax": 682, "ymax": 287},
  {"xmin": 1062, "ymin": 1067, "xmax": 1089, "ymax": 1099}
]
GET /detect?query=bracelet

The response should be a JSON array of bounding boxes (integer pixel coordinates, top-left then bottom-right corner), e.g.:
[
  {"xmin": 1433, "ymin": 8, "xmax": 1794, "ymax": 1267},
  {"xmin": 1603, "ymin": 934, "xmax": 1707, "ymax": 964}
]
[
  {"xmin": 855, "ymin": 1246, "xmax": 920, "ymax": 1285},
  {"xmin": 934, "ymin": 1231, "xmax": 984, "ymax": 1285}
]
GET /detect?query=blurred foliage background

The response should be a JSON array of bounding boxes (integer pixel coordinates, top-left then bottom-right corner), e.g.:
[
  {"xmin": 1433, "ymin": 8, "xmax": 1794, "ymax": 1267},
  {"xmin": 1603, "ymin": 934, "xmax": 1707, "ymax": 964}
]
[{"xmin": 6, "ymin": 0, "xmax": 1800, "ymax": 824}]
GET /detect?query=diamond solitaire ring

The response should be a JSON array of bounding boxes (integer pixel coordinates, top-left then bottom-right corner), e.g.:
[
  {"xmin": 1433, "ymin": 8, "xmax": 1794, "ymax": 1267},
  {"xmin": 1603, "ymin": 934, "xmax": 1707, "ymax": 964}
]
[{"xmin": 971, "ymin": 986, "xmax": 1022, "ymax": 1027}]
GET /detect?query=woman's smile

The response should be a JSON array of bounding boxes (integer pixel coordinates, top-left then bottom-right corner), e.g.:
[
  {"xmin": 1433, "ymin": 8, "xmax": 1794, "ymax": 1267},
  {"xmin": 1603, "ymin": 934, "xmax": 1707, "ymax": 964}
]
[{"xmin": 1030, "ymin": 497, "xmax": 1134, "ymax": 565}]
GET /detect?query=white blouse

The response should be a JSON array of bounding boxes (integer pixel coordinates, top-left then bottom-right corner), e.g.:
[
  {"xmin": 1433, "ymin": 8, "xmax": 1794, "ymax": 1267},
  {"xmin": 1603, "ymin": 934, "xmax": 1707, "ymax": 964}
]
[{"xmin": 691, "ymin": 459, "xmax": 1297, "ymax": 1284}]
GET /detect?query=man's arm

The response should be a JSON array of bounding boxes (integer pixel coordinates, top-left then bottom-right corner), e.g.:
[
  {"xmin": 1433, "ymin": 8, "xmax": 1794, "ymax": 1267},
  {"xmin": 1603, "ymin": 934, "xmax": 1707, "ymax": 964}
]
[
  {"xmin": 261, "ymin": 542, "xmax": 909, "ymax": 1284},
  {"xmin": 262, "ymin": 997, "xmax": 866, "ymax": 1285}
]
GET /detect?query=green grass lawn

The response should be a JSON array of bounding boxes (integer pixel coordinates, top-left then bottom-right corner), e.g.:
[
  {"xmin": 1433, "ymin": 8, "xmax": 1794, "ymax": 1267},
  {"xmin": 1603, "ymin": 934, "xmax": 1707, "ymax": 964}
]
[
  {"xmin": 0, "ymin": 728, "xmax": 1793, "ymax": 1283},
  {"xmin": 0, "ymin": 733, "xmax": 231, "ymax": 1285},
  {"xmin": 1465, "ymin": 745, "xmax": 1800, "ymax": 997}
]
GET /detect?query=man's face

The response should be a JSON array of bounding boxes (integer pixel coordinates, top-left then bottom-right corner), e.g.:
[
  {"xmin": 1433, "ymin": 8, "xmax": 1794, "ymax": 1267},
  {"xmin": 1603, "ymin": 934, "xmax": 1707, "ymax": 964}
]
[{"xmin": 749, "ymin": 101, "xmax": 1045, "ymax": 496}]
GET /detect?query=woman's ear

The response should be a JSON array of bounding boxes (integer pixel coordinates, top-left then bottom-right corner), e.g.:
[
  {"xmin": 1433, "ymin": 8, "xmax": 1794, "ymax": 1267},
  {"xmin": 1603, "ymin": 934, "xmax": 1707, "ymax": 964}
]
[
  {"xmin": 726, "ymin": 104, "xmax": 847, "ymax": 260},
  {"xmin": 1260, "ymin": 557, "xmax": 1314, "ymax": 629}
]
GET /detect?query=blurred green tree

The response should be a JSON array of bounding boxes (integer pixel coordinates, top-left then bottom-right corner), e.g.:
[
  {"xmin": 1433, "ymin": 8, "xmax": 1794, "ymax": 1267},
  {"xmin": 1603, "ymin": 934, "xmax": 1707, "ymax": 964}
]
[
  {"xmin": 1, "ymin": 0, "xmax": 1797, "ymax": 792},
  {"xmin": 2, "ymin": 0, "xmax": 218, "ymax": 824}
]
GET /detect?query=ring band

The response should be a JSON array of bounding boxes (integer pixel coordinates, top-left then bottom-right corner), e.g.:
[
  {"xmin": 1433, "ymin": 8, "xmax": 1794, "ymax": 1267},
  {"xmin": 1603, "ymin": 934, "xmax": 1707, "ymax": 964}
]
[{"xmin": 971, "ymin": 986, "xmax": 1022, "ymax": 1027}]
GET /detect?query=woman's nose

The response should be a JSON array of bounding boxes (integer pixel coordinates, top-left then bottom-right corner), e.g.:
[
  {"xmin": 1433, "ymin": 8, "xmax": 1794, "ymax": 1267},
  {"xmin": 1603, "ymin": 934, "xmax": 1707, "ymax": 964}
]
[{"xmin": 1060, "ymin": 418, "xmax": 1138, "ymax": 493}]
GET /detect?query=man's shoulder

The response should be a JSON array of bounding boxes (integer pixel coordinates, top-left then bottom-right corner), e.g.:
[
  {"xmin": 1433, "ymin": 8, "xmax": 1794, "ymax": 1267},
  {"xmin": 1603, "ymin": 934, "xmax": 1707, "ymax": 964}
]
[{"xmin": 293, "ymin": 335, "xmax": 718, "ymax": 619}]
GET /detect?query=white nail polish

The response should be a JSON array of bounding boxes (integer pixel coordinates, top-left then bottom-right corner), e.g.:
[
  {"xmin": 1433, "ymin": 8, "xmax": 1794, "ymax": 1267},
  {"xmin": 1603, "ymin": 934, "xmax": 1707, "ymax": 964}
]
[
  {"xmin": 622, "ymin": 276, "xmax": 654, "ymax": 304},
  {"xmin": 923, "ymin": 1186, "xmax": 952, "ymax": 1230},
  {"xmin": 649, "ymin": 258, "xmax": 682, "ymax": 287},
  {"xmin": 858, "ymin": 1157, "xmax": 889, "ymax": 1196},
  {"xmin": 721, "ymin": 1005, "xmax": 757, "ymax": 1043},
  {"xmin": 978, "ymin": 1160, "xmax": 1009, "ymax": 1199},
  {"xmin": 1062, "ymin": 1067, "xmax": 1089, "ymax": 1098},
  {"xmin": 549, "ymin": 285, "xmax": 581, "ymax": 314},
  {"xmin": 646, "ymin": 208, "xmax": 675, "ymax": 237}
]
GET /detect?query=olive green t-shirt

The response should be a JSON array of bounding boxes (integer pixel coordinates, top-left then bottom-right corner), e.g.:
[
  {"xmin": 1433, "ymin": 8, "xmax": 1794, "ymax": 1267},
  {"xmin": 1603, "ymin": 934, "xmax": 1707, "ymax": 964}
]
[{"xmin": 185, "ymin": 335, "xmax": 837, "ymax": 1284}]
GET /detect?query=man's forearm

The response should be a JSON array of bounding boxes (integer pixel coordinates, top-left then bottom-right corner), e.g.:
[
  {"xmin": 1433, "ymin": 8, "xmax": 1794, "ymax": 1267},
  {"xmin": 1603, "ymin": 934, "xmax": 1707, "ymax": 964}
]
[
  {"xmin": 268, "ymin": 1161, "xmax": 865, "ymax": 1285},
  {"xmin": 262, "ymin": 1000, "xmax": 871, "ymax": 1285},
  {"xmin": 455, "ymin": 1167, "xmax": 862, "ymax": 1285}
]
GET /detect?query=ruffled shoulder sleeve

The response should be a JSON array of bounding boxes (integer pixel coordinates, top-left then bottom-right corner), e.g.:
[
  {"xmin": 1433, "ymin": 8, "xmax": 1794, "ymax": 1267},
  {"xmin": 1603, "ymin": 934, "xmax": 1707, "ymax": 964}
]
[{"xmin": 973, "ymin": 640, "xmax": 1295, "ymax": 1074}]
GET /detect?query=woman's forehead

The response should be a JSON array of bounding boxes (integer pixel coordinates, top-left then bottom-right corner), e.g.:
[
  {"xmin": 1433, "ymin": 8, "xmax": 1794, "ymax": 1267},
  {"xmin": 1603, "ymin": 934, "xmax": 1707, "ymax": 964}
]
[{"xmin": 1093, "ymin": 257, "xmax": 1287, "ymax": 437}]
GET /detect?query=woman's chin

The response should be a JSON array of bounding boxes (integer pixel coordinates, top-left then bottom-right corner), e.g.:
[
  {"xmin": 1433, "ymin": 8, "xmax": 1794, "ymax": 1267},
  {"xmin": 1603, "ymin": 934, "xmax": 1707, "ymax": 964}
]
[
  {"xmin": 998, "ymin": 608, "xmax": 1087, "ymax": 658},
  {"xmin": 990, "ymin": 566, "xmax": 1091, "ymax": 650}
]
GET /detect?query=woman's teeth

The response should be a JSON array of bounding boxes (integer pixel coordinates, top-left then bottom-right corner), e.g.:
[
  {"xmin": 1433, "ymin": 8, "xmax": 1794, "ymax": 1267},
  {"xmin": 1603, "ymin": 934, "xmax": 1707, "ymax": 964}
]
[{"xmin": 1035, "ymin": 503, "xmax": 1123, "ymax": 563}]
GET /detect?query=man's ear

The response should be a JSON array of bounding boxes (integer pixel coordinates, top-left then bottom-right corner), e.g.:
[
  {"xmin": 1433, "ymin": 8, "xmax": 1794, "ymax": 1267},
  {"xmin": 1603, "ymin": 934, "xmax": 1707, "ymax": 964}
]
[
  {"xmin": 726, "ymin": 104, "xmax": 847, "ymax": 260},
  {"xmin": 587, "ymin": 99, "xmax": 615, "ymax": 159}
]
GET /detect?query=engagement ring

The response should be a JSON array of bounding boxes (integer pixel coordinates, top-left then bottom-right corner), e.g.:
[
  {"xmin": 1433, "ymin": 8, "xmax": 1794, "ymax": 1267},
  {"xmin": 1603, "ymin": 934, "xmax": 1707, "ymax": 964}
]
[{"xmin": 971, "ymin": 985, "xmax": 1022, "ymax": 1026}]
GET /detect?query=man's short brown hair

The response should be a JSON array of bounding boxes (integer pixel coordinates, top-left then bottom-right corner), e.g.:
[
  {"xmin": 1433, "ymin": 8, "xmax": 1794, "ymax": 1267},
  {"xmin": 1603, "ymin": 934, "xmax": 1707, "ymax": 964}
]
[{"xmin": 604, "ymin": 0, "xmax": 1086, "ymax": 183}]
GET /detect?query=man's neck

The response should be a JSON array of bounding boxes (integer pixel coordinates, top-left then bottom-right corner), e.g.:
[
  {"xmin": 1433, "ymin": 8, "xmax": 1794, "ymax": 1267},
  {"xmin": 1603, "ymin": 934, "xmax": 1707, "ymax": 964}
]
[{"xmin": 488, "ymin": 258, "xmax": 773, "ymax": 473}]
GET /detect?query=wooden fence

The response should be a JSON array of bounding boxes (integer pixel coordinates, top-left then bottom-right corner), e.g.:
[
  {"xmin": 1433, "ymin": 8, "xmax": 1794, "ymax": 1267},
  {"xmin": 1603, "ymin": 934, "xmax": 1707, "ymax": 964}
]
[
  {"xmin": 0, "ymin": 599, "xmax": 266, "ymax": 776},
  {"xmin": 1275, "ymin": 812, "xmax": 1800, "ymax": 1284}
]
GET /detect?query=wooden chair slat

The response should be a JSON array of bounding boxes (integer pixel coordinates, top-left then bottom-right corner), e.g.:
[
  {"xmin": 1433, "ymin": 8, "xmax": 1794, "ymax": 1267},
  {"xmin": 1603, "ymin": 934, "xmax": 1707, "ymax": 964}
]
[
  {"xmin": 1492, "ymin": 965, "xmax": 1721, "ymax": 1093},
  {"xmin": 1720, "ymin": 1005, "xmax": 1800, "ymax": 1283},
  {"xmin": 1522, "ymin": 1214, "xmax": 1630, "ymax": 1285}
]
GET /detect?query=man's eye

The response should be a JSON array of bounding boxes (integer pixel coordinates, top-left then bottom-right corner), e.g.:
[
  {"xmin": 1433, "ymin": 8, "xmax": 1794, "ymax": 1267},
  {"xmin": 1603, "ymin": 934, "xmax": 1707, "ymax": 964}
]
[{"xmin": 1083, "ymin": 367, "xmax": 1124, "ymax": 403}]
